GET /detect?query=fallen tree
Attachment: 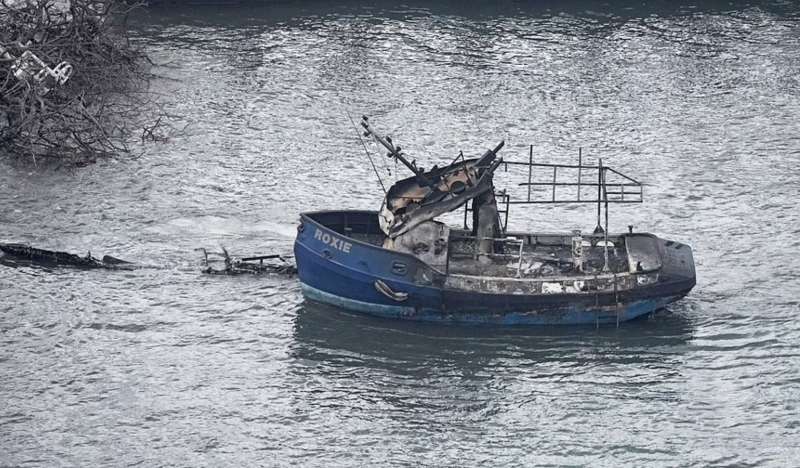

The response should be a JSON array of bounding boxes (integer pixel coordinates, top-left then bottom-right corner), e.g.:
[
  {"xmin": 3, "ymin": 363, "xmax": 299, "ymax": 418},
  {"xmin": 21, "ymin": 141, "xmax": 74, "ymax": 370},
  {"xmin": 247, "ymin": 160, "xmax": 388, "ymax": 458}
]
[{"xmin": 0, "ymin": 0, "xmax": 163, "ymax": 165}]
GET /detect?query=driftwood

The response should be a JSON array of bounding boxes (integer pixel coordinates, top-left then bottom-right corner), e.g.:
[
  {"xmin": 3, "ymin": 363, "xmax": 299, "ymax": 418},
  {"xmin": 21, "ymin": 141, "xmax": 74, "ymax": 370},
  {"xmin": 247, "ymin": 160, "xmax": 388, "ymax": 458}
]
[
  {"xmin": 0, "ymin": 0, "xmax": 165, "ymax": 164},
  {"xmin": 0, "ymin": 242, "xmax": 134, "ymax": 269}
]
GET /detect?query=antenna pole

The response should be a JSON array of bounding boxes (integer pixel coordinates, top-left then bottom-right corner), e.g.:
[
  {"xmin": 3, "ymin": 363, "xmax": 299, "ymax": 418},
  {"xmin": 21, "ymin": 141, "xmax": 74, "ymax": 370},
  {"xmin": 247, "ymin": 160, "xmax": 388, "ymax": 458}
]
[{"xmin": 360, "ymin": 116, "xmax": 433, "ymax": 187}]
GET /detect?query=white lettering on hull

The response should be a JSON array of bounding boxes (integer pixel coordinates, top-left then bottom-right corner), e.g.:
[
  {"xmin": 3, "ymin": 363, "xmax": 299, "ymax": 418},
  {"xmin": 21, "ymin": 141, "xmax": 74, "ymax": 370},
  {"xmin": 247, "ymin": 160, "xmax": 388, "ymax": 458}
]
[{"xmin": 314, "ymin": 228, "xmax": 352, "ymax": 253}]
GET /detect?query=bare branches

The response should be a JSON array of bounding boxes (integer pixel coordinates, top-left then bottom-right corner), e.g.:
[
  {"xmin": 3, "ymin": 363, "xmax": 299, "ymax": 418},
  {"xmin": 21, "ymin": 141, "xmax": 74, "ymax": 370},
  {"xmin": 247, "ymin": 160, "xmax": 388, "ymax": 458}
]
[{"xmin": 0, "ymin": 0, "xmax": 162, "ymax": 165}]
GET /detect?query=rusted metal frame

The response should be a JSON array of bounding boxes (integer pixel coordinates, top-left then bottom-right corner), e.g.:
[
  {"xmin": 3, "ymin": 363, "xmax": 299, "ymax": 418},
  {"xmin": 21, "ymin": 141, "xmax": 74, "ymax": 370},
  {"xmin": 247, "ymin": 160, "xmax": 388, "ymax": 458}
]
[
  {"xmin": 604, "ymin": 186, "xmax": 642, "ymax": 201},
  {"xmin": 604, "ymin": 166, "xmax": 642, "ymax": 185},
  {"xmin": 505, "ymin": 155, "xmax": 646, "ymax": 205},
  {"xmin": 240, "ymin": 254, "xmax": 291, "ymax": 267},
  {"xmin": 503, "ymin": 161, "xmax": 600, "ymax": 169},
  {"xmin": 578, "ymin": 149, "xmax": 582, "ymax": 202},
  {"xmin": 603, "ymin": 167, "xmax": 642, "ymax": 202},
  {"xmin": 519, "ymin": 182, "xmax": 641, "ymax": 187},
  {"xmin": 506, "ymin": 200, "xmax": 642, "ymax": 204}
]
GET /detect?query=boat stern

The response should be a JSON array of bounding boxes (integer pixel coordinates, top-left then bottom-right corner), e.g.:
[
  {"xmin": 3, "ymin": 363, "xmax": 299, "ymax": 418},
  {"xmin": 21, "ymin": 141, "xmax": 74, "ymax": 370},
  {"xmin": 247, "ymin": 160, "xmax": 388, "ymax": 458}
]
[{"xmin": 659, "ymin": 237, "xmax": 697, "ymax": 297}]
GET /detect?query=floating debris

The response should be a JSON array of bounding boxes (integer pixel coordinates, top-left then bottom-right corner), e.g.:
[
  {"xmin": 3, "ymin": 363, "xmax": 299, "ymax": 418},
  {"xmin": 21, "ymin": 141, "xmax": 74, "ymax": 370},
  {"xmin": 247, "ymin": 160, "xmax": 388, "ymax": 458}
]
[
  {"xmin": 198, "ymin": 248, "xmax": 297, "ymax": 276},
  {"xmin": 0, "ymin": 243, "xmax": 134, "ymax": 270}
]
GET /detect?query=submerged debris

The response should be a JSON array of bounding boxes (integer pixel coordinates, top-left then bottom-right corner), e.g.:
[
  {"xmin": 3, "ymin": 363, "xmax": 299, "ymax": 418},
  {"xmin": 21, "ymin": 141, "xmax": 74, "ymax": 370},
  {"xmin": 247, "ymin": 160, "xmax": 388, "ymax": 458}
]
[
  {"xmin": 0, "ymin": 243, "xmax": 134, "ymax": 269},
  {"xmin": 198, "ymin": 247, "xmax": 297, "ymax": 276},
  {"xmin": 0, "ymin": 242, "xmax": 298, "ymax": 276}
]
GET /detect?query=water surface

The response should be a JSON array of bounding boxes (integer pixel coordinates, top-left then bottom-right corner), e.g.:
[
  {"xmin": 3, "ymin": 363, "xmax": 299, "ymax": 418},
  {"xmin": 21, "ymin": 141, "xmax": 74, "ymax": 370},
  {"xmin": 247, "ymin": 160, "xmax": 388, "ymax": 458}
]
[{"xmin": 2, "ymin": 1, "xmax": 799, "ymax": 466}]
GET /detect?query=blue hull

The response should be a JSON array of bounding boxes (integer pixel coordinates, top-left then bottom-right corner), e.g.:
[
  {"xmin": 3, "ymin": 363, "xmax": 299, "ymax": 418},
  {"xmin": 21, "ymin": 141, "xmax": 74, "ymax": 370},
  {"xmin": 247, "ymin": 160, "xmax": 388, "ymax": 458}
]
[
  {"xmin": 301, "ymin": 283, "xmax": 675, "ymax": 325},
  {"xmin": 294, "ymin": 210, "xmax": 691, "ymax": 326}
]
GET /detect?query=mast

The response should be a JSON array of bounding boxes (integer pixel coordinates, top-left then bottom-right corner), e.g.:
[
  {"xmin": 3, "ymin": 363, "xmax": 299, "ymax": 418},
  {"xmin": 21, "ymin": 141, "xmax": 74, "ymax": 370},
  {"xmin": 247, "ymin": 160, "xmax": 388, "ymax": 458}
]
[{"xmin": 360, "ymin": 116, "xmax": 434, "ymax": 188}]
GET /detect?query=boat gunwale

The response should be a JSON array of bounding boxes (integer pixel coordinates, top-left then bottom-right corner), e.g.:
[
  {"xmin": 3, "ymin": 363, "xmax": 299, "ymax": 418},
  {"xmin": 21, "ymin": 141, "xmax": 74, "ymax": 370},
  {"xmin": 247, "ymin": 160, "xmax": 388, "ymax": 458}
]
[
  {"xmin": 299, "ymin": 210, "xmax": 448, "ymax": 276},
  {"xmin": 445, "ymin": 270, "xmax": 650, "ymax": 284},
  {"xmin": 300, "ymin": 210, "xmax": 671, "ymax": 281}
]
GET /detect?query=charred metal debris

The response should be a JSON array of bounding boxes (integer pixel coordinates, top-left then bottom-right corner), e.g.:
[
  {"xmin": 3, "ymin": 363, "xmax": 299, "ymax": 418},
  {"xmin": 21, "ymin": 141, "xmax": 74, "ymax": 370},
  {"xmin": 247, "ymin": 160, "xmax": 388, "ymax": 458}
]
[
  {"xmin": 198, "ymin": 247, "xmax": 297, "ymax": 276},
  {"xmin": 0, "ymin": 243, "xmax": 296, "ymax": 276},
  {"xmin": 0, "ymin": 243, "xmax": 134, "ymax": 270}
]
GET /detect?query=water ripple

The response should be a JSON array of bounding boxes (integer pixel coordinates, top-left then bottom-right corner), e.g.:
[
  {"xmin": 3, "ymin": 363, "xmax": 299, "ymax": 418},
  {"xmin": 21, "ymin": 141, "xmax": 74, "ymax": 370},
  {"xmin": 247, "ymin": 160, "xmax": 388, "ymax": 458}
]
[{"xmin": 2, "ymin": 2, "xmax": 800, "ymax": 466}]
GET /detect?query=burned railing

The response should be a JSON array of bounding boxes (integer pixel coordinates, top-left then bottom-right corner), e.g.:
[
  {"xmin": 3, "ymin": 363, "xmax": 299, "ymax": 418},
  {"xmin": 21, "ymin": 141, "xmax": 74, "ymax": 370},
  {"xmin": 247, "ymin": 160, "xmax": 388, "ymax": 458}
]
[
  {"xmin": 459, "ymin": 145, "xmax": 644, "ymax": 272},
  {"xmin": 463, "ymin": 146, "xmax": 643, "ymax": 235},
  {"xmin": 504, "ymin": 146, "xmax": 643, "ymax": 206}
]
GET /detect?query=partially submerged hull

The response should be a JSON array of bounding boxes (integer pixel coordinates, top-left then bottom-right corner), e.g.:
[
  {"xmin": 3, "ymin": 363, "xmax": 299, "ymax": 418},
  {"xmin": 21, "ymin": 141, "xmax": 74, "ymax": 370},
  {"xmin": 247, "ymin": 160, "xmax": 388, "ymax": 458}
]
[
  {"xmin": 300, "ymin": 283, "xmax": 679, "ymax": 325},
  {"xmin": 294, "ymin": 210, "xmax": 696, "ymax": 326}
]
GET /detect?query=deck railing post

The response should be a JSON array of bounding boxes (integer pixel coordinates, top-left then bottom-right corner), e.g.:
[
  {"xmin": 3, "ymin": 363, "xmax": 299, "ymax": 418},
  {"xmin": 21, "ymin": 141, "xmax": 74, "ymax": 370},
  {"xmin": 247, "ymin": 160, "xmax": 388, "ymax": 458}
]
[
  {"xmin": 614, "ymin": 274, "xmax": 620, "ymax": 328},
  {"xmin": 527, "ymin": 145, "xmax": 533, "ymax": 202},
  {"xmin": 596, "ymin": 159, "xmax": 602, "ymax": 232},
  {"xmin": 578, "ymin": 148, "xmax": 582, "ymax": 201},
  {"xmin": 604, "ymin": 166, "xmax": 610, "ymax": 269},
  {"xmin": 504, "ymin": 194, "xmax": 510, "ymax": 232}
]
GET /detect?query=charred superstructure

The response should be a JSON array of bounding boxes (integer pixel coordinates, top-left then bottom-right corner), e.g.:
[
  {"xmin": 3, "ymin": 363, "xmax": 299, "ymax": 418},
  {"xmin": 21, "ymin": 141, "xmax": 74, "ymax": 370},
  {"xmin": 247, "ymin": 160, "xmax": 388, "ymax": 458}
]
[
  {"xmin": 294, "ymin": 117, "xmax": 696, "ymax": 325},
  {"xmin": 360, "ymin": 117, "xmax": 504, "ymax": 247}
]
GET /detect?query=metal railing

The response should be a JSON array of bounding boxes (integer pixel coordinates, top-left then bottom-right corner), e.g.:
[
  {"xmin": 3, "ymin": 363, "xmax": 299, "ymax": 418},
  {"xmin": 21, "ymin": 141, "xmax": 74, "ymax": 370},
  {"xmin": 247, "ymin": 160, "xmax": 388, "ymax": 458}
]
[{"xmin": 502, "ymin": 146, "xmax": 643, "ymax": 205}]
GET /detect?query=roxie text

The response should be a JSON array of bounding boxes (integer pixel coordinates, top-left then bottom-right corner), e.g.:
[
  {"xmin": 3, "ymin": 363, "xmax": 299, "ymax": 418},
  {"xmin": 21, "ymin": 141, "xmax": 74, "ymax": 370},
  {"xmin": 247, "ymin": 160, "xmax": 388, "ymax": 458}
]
[{"xmin": 314, "ymin": 228, "xmax": 352, "ymax": 253}]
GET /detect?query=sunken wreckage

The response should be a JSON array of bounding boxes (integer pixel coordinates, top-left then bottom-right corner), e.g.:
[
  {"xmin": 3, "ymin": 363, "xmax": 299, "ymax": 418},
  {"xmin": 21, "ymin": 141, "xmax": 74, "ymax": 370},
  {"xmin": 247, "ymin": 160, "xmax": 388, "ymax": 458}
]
[{"xmin": 294, "ymin": 116, "xmax": 696, "ymax": 325}]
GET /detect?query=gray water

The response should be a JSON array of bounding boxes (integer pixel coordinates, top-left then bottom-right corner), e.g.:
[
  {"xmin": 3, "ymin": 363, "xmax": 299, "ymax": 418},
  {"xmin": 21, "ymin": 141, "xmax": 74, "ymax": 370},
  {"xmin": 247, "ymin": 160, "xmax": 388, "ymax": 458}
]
[{"xmin": 2, "ymin": 2, "xmax": 800, "ymax": 466}]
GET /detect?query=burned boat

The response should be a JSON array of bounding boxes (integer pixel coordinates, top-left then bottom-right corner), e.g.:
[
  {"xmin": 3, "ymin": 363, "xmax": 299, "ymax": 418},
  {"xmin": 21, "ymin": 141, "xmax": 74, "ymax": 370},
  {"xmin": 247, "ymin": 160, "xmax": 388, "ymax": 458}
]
[{"xmin": 293, "ymin": 117, "xmax": 695, "ymax": 325}]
